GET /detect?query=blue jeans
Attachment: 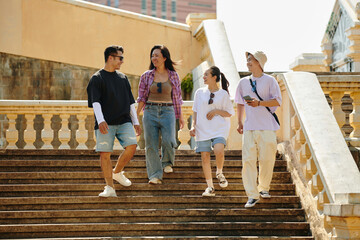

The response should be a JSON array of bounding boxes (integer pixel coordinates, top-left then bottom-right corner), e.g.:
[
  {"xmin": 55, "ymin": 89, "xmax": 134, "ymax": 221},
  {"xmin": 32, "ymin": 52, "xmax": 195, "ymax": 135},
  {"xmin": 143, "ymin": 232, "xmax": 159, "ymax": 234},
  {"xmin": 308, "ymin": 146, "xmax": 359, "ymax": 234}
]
[
  {"xmin": 195, "ymin": 137, "xmax": 226, "ymax": 153},
  {"xmin": 143, "ymin": 105, "xmax": 177, "ymax": 180}
]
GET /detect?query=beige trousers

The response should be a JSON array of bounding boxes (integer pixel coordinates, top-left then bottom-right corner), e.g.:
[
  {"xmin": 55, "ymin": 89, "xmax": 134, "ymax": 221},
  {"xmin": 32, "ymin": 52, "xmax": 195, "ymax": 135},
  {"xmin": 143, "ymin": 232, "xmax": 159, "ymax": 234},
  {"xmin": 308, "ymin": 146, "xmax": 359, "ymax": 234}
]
[{"xmin": 242, "ymin": 130, "xmax": 277, "ymax": 199}]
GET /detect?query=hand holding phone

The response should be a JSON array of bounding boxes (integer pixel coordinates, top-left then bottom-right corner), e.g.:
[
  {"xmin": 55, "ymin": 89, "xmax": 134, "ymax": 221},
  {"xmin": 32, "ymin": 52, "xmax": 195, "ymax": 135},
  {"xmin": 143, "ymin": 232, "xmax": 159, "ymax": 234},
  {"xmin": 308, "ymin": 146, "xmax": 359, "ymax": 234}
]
[{"xmin": 243, "ymin": 95, "xmax": 253, "ymax": 101}]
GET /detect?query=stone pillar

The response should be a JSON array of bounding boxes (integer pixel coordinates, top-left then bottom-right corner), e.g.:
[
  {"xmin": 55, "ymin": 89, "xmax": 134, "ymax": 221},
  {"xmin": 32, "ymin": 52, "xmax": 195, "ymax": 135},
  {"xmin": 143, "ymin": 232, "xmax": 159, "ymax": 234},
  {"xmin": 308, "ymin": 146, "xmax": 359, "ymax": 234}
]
[
  {"xmin": 349, "ymin": 92, "xmax": 360, "ymax": 147},
  {"xmin": 329, "ymin": 91, "xmax": 346, "ymax": 136},
  {"xmin": 178, "ymin": 112, "xmax": 191, "ymax": 150},
  {"xmin": 76, "ymin": 114, "xmax": 88, "ymax": 149},
  {"xmin": 6, "ymin": 114, "xmax": 18, "ymax": 149},
  {"xmin": 346, "ymin": 25, "xmax": 360, "ymax": 71},
  {"xmin": 59, "ymin": 114, "xmax": 71, "ymax": 149},
  {"xmin": 41, "ymin": 114, "xmax": 53, "ymax": 149},
  {"xmin": 23, "ymin": 114, "xmax": 36, "ymax": 149},
  {"xmin": 321, "ymin": 42, "xmax": 332, "ymax": 71}
]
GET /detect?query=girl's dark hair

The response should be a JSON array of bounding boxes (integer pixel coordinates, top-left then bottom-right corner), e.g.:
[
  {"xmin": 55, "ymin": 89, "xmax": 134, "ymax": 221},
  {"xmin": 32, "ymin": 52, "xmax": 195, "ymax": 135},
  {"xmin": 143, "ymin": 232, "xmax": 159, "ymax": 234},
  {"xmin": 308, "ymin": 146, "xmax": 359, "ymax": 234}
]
[
  {"xmin": 149, "ymin": 45, "xmax": 176, "ymax": 71},
  {"xmin": 104, "ymin": 45, "xmax": 124, "ymax": 63},
  {"xmin": 210, "ymin": 66, "xmax": 229, "ymax": 93}
]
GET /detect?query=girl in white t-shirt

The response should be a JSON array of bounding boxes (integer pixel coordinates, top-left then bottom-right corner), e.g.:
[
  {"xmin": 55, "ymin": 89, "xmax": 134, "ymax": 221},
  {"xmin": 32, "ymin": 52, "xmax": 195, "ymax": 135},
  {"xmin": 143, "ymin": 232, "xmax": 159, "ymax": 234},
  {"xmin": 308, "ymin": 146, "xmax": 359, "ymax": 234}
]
[{"xmin": 190, "ymin": 66, "xmax": 235, "ymax": 197}]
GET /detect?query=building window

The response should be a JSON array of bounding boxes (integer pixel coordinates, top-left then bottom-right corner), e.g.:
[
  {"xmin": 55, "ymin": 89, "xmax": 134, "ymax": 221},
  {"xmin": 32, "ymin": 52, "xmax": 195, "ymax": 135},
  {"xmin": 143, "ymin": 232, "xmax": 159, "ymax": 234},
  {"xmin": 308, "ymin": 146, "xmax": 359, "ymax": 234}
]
[
  {"xmin": 152, "ymin": 0, "xmax": 157, "ymax": 17},
  {"xmin": 161, "ymin": 0, "xmax": 167, "ymax": 19},
  {"xmin": 141, "ymin": 0, "xmax": 147, "ymax": 14},
  {"xmin": 107, "ymin": 0, "xmax": 111, "ymax": 6},
  {"xmin": 114, "ymin": 0, "xmax": 119, "ymax": 8},
  {"xmin": 171, "ymin": 0, "xmax": 176, "ymax": 21},
  {"xmin": 189, "ymin": 2, "xmax": 212, "ymax": 8}
]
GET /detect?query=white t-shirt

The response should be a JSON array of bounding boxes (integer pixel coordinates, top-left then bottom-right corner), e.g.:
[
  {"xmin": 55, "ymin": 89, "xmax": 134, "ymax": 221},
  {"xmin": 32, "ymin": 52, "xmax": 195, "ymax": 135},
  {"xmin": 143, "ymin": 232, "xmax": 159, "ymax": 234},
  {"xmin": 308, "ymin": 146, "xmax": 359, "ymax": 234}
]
[{"xmin": 193, "ymin": 87, "xmax": 235, "ymax": 141}]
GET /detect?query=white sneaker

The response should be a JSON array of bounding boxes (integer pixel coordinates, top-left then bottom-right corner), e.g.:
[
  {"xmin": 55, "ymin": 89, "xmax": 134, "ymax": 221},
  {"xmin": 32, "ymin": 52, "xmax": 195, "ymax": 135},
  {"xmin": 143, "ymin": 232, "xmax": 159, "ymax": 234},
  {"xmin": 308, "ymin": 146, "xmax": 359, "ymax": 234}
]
[
  {"xmin": 260, "ymin": 191, "xmax": 271, "ymax": 198},
  {"xmin": 202, "ymin": 187, "xmax": 215, "ymax": 197},
  {"xmin": 148, "ymin": 178, "xmax": 162, "ymax": 184},
  {"xmin": 113, "ymin": 171, "xmax": 132, "ymax": 186},
  {"xmin": 164, "ymin": 165, "xmax": 173, "ymax": 173},
  {"xmin": 216, "ymin": 173, "xmax": 228, "ymax": 188},
  {"xmin": 244, "ymin": 198, "xmax": 259, "ymax": 208},
  {"xmin": 98, "ymin": 185, "xmax": 117, "ymax": 197}
]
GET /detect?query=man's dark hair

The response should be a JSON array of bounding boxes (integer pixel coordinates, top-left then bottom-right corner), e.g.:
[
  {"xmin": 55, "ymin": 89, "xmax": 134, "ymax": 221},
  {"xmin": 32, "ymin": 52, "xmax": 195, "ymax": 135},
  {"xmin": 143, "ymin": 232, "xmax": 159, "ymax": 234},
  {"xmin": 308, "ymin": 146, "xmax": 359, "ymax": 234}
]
[{"xmin": 104, "ymin": 45, "xmax": 124, "ymax": 63}]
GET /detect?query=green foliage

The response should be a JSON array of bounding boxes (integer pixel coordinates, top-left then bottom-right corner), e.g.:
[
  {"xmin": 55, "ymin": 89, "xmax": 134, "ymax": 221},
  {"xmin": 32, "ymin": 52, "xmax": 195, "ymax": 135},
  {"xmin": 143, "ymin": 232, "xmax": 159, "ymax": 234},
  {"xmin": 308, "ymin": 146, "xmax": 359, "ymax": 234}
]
[{"xmin": 181, "ymin": 73, "xmax": 193, "ymax": 93}]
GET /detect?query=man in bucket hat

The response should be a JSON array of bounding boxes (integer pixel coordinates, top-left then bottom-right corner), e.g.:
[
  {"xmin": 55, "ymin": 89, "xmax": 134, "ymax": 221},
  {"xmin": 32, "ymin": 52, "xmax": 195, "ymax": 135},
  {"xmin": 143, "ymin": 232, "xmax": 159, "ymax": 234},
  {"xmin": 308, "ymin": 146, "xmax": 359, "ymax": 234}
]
[{"xmin": 234, "ymin": 51, "xmax": 282, "ymax": 208}]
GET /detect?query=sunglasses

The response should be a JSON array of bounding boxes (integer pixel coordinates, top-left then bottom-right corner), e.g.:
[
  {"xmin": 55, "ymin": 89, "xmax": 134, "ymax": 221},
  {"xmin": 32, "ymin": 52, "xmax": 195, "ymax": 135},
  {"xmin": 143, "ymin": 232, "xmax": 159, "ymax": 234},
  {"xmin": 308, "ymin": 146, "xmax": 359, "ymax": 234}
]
[
  {"xmin": 208, "ymin": 92, "xmax": 215, "ymax": 104},
  {"xmin": 157, "ymin": 82, "xmax": 162, "ymax": 93},
  {"xmin": 111, "ymin": 55, "xmax": 124, "ymax": 61}
]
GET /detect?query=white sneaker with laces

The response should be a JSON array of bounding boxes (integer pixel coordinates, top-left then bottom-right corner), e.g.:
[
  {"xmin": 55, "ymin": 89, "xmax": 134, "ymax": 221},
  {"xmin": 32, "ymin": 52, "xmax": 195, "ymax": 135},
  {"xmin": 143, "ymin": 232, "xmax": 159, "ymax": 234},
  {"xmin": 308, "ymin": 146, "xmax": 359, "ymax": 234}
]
[
  {"xmin": 113, "ymin": 171, "xmax": 132, "ymax": 186},
  {"xmin": 259, "ymin": 191, "xmax": 271, "ymax": 198},
  {"xmin": 164, "ymin": 165, "xmax": 173, "ymax": 173},
  {"xmin": 98, "ymin": 185, "xmax": 117, "ymax": 197},
  {"xmin": 202, "ymin": 187, "xmax": 215, "ymax": 197},
  {"xmin": 148, "ymin": 178, "xmax": 162, "ymax": 184},
  {"xmin": 216, "ymin": 173, "xmax": 228, "ymax": 188},
  {"xmin": 244, "ymin": 198, "xmax": 259, "ymax": 208}
]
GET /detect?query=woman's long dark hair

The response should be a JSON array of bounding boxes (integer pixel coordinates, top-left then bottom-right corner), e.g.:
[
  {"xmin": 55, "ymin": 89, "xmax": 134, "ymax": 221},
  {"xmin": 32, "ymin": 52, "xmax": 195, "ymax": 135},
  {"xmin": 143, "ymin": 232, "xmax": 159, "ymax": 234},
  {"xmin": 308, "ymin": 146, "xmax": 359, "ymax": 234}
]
[
  {"xmin": 210, "ymin": 66, "xmax": 229, "ymax": 93},
  {"xmin": 149, "ymin": 45, "xmax": 176, "ymax": 71}
]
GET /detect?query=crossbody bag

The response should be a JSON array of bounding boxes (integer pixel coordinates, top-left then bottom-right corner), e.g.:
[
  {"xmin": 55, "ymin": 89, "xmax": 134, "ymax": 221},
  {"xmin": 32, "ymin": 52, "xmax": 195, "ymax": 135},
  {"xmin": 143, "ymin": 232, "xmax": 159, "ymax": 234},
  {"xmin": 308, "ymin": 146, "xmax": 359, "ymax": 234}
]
[{"xmin": 249, "ymin": 78, "xmax": 280, "ymax": 126}]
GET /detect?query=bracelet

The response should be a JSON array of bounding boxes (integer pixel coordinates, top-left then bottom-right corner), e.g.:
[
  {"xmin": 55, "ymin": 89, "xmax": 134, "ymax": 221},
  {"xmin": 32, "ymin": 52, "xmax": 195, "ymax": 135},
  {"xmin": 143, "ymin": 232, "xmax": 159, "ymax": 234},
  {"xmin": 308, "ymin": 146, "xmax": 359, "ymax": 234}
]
[{"xmin": 258, "ymin": 101, "xmax": 261, "ymax": 106}]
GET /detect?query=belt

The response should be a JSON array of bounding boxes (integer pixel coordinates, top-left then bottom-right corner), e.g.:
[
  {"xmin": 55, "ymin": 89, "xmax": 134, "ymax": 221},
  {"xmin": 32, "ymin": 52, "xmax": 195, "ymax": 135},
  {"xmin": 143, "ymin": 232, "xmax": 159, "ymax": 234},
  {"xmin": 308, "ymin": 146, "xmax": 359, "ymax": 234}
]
[{"xmin": 146, "ymin": 102, "xmax": 173, "ymax": 106}]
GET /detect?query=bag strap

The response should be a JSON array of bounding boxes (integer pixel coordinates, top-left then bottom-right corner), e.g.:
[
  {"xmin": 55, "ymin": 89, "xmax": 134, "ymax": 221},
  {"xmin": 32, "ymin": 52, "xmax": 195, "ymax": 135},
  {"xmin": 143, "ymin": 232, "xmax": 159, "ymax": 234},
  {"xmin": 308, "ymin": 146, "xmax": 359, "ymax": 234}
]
[{"xmin": 249, "ymin": 78, "xmax": 280, "ymax": 126}]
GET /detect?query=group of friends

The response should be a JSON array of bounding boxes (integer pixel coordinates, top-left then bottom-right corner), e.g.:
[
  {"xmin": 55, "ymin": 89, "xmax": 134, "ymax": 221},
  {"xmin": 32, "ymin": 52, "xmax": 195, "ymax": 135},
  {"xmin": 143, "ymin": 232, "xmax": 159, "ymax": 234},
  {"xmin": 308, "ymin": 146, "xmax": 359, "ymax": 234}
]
[{"xmin": 87, "ymin": 45, "xmax": 282, "ymax": 208}]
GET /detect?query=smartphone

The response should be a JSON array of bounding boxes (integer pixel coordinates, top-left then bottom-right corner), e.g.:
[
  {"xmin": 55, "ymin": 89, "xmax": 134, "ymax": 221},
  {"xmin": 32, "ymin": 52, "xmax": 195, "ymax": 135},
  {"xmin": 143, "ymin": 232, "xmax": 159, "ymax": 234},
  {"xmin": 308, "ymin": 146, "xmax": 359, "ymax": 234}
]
[{"xmin": 243, "ymin": 95, "xmax": 253, "ymax": 101}]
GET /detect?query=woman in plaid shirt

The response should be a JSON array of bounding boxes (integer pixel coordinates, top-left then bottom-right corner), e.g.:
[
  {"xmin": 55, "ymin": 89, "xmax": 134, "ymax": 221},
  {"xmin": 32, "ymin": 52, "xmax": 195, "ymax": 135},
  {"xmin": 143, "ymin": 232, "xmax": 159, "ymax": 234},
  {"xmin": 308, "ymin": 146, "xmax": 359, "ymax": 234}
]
[{"xmin": 137, "ymin": 45, "xmax": 184, "ymax": 185}]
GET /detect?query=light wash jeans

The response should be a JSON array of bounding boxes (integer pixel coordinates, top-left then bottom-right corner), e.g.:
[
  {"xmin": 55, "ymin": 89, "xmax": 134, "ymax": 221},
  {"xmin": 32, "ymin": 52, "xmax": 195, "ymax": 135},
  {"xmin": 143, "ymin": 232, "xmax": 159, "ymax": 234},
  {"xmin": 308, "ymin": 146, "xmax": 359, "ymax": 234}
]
[{"xmin": 143, "ymin": 105, "xmax": 177, "ymax": 180}]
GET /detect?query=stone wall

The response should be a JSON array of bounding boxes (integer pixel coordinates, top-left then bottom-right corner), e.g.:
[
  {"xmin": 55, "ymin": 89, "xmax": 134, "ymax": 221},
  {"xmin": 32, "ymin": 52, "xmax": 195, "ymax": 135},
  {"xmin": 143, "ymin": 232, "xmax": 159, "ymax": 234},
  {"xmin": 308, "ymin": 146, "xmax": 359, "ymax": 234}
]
[{"xmin": 0, "ymin": 52, "xmax": 140, "ymax": 100}]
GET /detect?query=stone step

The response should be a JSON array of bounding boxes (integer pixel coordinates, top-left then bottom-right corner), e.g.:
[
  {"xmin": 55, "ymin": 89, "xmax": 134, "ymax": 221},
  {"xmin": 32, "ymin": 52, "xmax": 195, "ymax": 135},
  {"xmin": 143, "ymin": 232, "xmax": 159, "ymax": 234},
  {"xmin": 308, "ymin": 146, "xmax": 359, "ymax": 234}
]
[
  {"xmin": 0, "ymin": 159, "xmax": 287, "ymax": 172},
  {"xmin": 0, "ymin": 196, "xmax": 302, "ymax": 210},
  {"xmin": 0, "ymin": 208, "xmax": 307, "ymax": 224},
  {"xmin": 0, "ymin": 183, "xmax": 295, "ymax": 197},
  {"xmin": 9, "ymin": 237, "xmax": 314, "ymax": 240},
  {"xmin": 0, "ymin": 171, "xmax": 291, "ymax": 181},
  {"xmin": 0, "ymin": 222, "xmax": 311, "ymax": 238},
  {"xmin": 0, "ymin": 149, "xmax": 244, "ymax": 159}
]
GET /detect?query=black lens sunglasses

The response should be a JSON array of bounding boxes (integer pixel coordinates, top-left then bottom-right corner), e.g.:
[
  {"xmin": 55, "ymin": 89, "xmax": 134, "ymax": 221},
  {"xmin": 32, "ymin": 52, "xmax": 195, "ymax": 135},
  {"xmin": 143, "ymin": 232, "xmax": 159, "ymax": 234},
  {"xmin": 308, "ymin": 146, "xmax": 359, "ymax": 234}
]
[
  {"xmin": 208, "ymin": 92, "xmax": 214, "ymax": 104},
  {"xmin": 156, "ymin": 82, "xmax": 162, "ymax": 93},
  {"xmin": 111, "ymin": 55, "xmax": 124, "ymax": 61}
]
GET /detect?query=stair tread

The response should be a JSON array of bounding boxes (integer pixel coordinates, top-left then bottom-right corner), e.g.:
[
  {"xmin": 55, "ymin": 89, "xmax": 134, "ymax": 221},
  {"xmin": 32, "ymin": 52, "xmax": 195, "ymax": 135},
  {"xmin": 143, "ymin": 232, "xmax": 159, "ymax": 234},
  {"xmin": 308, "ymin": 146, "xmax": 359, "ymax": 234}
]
[{"xmin": 0, "ymin": 150, "xmax": 312, "ymax": 238}]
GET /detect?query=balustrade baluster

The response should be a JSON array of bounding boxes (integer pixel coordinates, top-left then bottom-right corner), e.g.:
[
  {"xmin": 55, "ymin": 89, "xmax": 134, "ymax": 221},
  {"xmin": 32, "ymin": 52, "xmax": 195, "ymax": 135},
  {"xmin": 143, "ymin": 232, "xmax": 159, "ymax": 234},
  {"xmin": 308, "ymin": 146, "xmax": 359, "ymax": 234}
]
[
  {"xmin": 76, "ymin": 114, "xmax": 88, "ymax": 149},
  {"xmin": 41, "ymin": 114, "xmax": 54, "ymax": 149},
  {"xmin": 349, "ymin": 92, "xmax": 360, "ymax": 146},
  {"xmin": 6, "ymin": 114, "xmax": 18, "ymax": 149},
  {"xmin": 23, "ymin": 114, "xmax": 36, "ymax": 149},
  {"xmin": 59, "ymin": 114, "xmax": 71, "ymax": 149},
  {"xmin": 178, "ymin": 113, "xmax": 191, "ymax": 150},
  {"xmin": 329, "ymin": 91, "xmax": 346, "ymax": 136}
]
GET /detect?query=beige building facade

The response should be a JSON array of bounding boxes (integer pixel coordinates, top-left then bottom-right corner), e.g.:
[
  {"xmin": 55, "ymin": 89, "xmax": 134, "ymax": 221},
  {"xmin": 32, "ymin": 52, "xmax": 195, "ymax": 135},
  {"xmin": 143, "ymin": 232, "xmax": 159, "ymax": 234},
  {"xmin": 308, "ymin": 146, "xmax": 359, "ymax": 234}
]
[
  {"xmin": 0, "ymin": 0, "xmax": 214, "ymax": 100},
  {"xmin": 84, "ymin": 0, "xmax": 216, "ymax": 23},
  {"xmin": 291, "ymin": 0, "xmax": 360, "ymax": 73}
]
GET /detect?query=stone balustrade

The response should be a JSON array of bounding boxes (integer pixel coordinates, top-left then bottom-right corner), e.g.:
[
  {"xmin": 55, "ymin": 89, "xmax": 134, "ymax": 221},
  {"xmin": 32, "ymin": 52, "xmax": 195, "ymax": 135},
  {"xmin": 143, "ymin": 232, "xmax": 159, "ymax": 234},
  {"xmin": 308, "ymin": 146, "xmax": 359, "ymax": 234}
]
[
  {"xmin": 317, "ymin": 74, "xmax": 360, "ymax": 147},
  {"xmin": 275, "ymin": 72, "xmax": 360, "ymax": 239},
  {"xmin": 0, "ymin": 101, "xmax": 242, "ymax": 151}
]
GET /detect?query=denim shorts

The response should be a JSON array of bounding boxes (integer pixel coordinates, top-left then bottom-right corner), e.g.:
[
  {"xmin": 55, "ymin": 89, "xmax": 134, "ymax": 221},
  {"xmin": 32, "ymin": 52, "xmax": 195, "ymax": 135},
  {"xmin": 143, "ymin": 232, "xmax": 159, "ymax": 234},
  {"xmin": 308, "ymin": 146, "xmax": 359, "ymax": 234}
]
[
  {"xmin": 195, "ymin": 137, "xmax": 226, "ymax": 153},
  {"xmin": 95, "ymin": 122, "xmax": 137, "ymax": 152}
]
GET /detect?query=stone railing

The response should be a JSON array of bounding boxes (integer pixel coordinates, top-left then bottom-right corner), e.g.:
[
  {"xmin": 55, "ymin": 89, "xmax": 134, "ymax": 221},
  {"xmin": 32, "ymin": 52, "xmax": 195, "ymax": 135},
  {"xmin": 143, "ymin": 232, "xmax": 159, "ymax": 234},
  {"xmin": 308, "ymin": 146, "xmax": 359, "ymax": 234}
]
[
  {"xmin": 316, "ymin": 73, "xmax": 360, "ymax": 147},
  {"xmin": 0, "ymin": 101, "xmax": 242, "ymax": 151},
  {"xmin": 275, "ymin": 72, "xmax": 360, "ymax": 239}
]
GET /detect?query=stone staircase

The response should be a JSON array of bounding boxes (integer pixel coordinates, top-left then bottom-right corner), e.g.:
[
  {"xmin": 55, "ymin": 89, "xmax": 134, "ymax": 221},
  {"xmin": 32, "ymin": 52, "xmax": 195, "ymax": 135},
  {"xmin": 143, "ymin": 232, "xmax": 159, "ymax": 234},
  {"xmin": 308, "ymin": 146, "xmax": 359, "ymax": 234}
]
[{"xmin": 0, "ymin": 149, "xmax": 313, "ymax": 239}]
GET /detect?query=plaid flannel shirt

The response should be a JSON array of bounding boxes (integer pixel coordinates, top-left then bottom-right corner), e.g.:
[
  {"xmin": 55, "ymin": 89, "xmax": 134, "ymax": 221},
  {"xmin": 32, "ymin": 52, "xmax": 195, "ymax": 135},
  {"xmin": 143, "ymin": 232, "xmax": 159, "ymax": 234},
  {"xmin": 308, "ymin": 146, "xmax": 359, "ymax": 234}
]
[{"xmin": 137, "ymin": 68, "xmax": 183, "ymax": 119}]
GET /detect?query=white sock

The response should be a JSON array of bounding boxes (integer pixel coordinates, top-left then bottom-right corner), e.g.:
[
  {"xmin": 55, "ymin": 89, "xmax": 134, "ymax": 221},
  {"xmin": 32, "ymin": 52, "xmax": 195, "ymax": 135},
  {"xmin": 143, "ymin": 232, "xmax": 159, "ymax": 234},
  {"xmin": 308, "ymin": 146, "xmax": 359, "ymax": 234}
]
[
  {"xmin": 216, "ymin": 168, "xmax": 223, "ymax": 176},
  {"xmin": 206, "ymin": 179, "xmax": 214, "ymax": 189}
]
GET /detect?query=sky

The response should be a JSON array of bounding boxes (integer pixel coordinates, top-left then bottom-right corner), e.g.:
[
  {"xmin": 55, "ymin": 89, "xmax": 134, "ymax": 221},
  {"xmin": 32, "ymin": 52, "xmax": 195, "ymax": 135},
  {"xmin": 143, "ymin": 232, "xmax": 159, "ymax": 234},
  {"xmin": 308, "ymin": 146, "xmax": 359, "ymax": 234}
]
[{"xmin": 217, "ymin": 0, "xmax": 336, "ymax": 71}]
